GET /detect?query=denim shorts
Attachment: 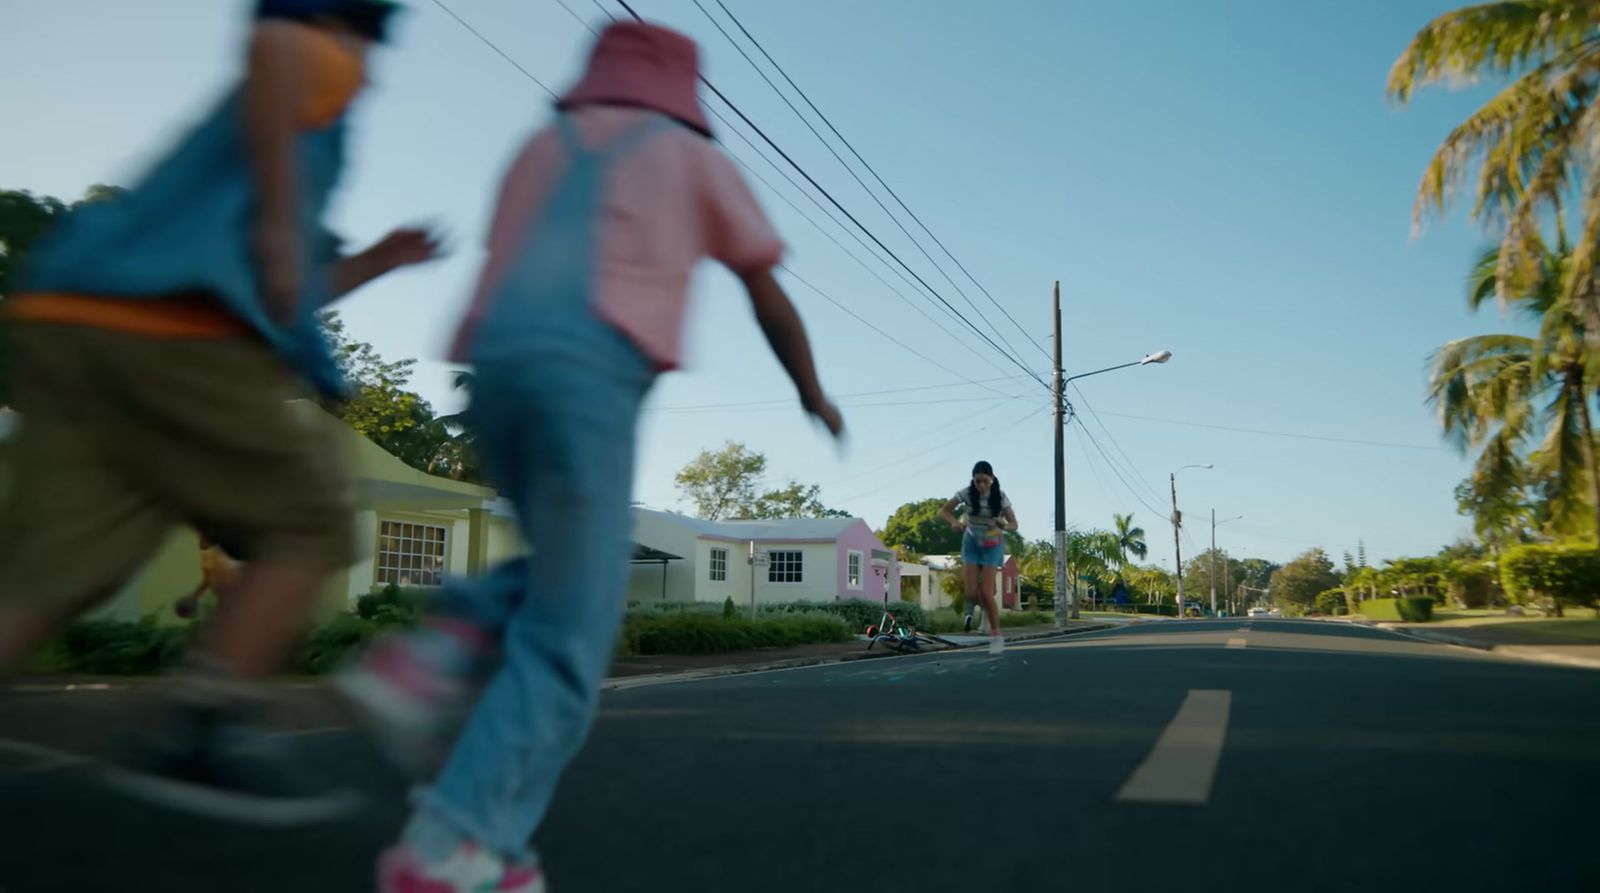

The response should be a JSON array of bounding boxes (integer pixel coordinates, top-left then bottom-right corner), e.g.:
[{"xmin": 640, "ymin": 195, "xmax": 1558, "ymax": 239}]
[{"xmin": 961, "ymin": 529, "xmax": 1004, "ymax": 567}]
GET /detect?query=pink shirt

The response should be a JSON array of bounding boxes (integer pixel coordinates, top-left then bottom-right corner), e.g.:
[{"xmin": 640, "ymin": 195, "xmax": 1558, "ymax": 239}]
[{"xmin": 450, "ymin": 106, "xmax": 783, "ymax": 369}]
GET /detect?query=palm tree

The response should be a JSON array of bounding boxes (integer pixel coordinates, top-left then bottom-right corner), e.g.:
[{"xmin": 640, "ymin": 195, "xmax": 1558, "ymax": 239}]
[
  {"xmin": 1389, "ymin": 2, "xmax": 1600, "ymax": 318},
  {"xmin": 426, "ymin": 371, "xmax": 480, "ymax": 482},
  {"xmin": 1112, "ymin": 513, "xmax": 1148, "ymax": 567},
  {"xmin": 1428, "ymin": 245, "xmax": 1600, "ymax": 544}
]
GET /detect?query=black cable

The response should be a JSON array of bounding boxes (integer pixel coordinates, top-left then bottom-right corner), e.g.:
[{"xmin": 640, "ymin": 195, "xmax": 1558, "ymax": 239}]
[
  {"xmin": 554, "ymin": 0, "xmax": 600, "ymax": 34},
  {"xmin": 1092, "ymin": 410, "xmax": 1449, "ymax": 452},
  {"xmin": 1071, "ymin": 416, "xmax": 1168, "ymax": 518},
  {"xmin": 429, "ymin": 0, "xmax": 557, "ymax": 99},
  {"xmin": 835, "ymin": 400, "xmax": 1045, "ymax": 503},
  {"xmin": 609, "ymin": 0, "xmax": 1048, "ymax": 390},
  {"xmin": 708, "ymin": 109, "xmax": 1017, "ymax": 381},
  {"xmin": 689, "ymin": 0, "xmax": 1032, "ymax": 365},
  {"xmin": 557, "ymin": 1, "xmax": 1017, "ymax": 382},
  {"xmin": 654, "ymin": 375, "xmax": 1029, "ymax": 411},
  {"xmin": 1070, "ymin": 383, "xmax": 1167, "ymax": 507},
  {"xmin": 711, "ymin": 0, "xmax": 1048, "ymax": 364},
  {"xmin": 779, "ymin": 264, "xmax": 1002, "ymax": 388}
]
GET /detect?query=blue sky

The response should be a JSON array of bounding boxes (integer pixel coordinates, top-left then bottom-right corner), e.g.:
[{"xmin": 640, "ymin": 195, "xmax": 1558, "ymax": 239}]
[{"xmin": 0, "ymin": 0, "xmax": 1518, "ymax": 567}]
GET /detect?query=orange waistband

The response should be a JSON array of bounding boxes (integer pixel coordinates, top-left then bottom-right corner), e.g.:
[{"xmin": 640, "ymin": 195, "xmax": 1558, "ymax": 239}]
[{"xmin": 5, "ymin": 292, "xmax": 253, "ymax": 338}]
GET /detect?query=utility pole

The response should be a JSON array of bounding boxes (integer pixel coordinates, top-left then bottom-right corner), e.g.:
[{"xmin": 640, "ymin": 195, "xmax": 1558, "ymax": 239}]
[
  {"xmin": 1210, "ymin": 508, "xmax": 1217, "ymax": 617},
  {"xmin": 1053, "ymin": 281, "xmax": 1073, "ymax": 625},
  {"xmin": 1170, "ymin": 474, "xmax": 1184, "ymax": 616}
]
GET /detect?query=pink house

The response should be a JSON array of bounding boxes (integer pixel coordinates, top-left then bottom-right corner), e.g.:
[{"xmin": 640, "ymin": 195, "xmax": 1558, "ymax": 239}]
[{"xmin": 626, "ymin": 508, "xmax": 900, "ymax": 605}]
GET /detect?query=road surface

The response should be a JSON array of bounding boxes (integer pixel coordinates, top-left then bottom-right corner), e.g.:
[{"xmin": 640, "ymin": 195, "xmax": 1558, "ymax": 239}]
[{"xmin": 2, "ymin": 619, "xmax": 1596, "ymax": 891}]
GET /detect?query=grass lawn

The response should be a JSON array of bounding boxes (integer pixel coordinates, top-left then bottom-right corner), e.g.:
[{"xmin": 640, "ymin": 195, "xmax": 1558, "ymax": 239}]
[{"xmin": 1425, "ymin": 611, "xmax": 1600, "ymax": 644}]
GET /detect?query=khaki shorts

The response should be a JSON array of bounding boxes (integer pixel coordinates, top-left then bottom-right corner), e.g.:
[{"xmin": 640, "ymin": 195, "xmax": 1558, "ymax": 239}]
[{"xmin": 0, "ymin": 323, "xmax": 356, "ymax": 611}]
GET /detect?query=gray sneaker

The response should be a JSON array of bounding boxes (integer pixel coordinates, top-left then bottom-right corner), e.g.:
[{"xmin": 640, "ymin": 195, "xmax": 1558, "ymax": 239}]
[{"xmin": 101, "ymin": 702, "xmax": 362, "ymax": 826}]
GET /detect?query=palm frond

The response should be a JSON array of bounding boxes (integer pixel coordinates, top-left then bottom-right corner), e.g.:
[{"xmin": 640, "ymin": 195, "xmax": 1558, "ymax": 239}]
[{"xmin": 1388, "ymin": 1, "xmax": 1599, "ymax": 103}]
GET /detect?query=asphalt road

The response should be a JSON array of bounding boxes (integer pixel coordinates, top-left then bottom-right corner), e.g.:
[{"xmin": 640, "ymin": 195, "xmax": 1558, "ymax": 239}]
[{"xmin": 3, "ymin": 619, "xmax": 1598, "ymax": 892}]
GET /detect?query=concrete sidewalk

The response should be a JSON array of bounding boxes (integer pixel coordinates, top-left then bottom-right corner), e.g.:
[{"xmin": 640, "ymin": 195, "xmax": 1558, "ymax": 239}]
[
  {"xmin": 1373, "ymin": 622, "xmax": 1600, "ymax": 670},
  {"xmin": 604, "ymin": 620, "xmax": 1115, "ymax": 690}
]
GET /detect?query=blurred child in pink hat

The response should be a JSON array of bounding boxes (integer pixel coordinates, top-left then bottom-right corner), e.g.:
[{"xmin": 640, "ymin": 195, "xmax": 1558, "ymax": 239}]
[{"xmin": 338, "ymin": 19, "xmax": 844, "ymax": 892}]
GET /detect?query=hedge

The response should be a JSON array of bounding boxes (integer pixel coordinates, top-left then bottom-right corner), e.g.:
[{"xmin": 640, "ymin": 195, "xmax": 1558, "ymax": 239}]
[
  {"xmin": 618, "ymin": 613, "xmax": 853, "ymax": 656},
  {"xmin": 1357, "ymin": 598, "xmax": 1402, "ymax": 621},
  {"xmin": 1498, "ymin": 542, "xmax": 1600, "ymax": 616}
]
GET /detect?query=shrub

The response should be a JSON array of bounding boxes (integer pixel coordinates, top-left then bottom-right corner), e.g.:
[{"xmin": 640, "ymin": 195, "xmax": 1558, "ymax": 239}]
[
  {"xmin": 1444, "ymin": 560, "xmax": 1499, "ymax": 609},
  {"xmin": 722, "ymin": 597, "xmax": 736, "ymax": 619},
  {"xmin": 621, "ymin": 613, "xmax": 852, "ymax": 656},
  {"xmin": 1357, "ymin": 598, "xmax": 1402, "ymax": 621},
  {"xmin": 1394, "ymin": 596, "xmax": 1435, "ymax": 623},
  {"xmin": 761, "ymin": 598, "xmax": 929, "ymax": 634},
  {"xmin": 1313, "ymin": 588, "xmax": 1347, "ymax": 616},
  {"xmin": 59, "ymin": 617, "xmax": 192, "ymax": 675},
  {"xmin": 295, "ymin": 612, "xmax": 385, "ymax": 675},
  {"xmin": 1135, "ymin": 604, "xmax": 1179, "ymax": 617},
  {"xmin": 1499, "ymin": 542, "xmax": 1600, "ymax": 617},
  {"xmin": 356, "ymin": 584, "xmax": 426, "ymax": 628}
]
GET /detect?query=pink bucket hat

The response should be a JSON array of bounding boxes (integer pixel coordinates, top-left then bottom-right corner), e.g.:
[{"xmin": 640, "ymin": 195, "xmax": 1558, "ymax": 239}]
[{"xmin": 558, "ymin": 20, "xmax": 712, "ymax": 137}]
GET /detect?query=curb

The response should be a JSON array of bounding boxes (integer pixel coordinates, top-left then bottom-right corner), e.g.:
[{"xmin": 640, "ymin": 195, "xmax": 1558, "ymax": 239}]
[
  {"xmin": 1374, "ymin": 624, "xmax": 1600, "ymax": 671},
  {"xmin": 601, "ymin": 623, "xmax": 1116, "ymax": 692}
]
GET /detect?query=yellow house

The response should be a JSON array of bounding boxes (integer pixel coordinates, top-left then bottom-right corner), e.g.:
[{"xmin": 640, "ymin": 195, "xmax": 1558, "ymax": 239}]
[{"xmin": 0, "ymin": 404, "xmax": 524, "ymax": 623}]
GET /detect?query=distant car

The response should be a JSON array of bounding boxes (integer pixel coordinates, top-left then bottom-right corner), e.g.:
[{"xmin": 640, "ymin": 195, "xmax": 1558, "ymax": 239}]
[{"xmin": 1247, "ymin": 607, "xmax": 1269, "ymax": 618}]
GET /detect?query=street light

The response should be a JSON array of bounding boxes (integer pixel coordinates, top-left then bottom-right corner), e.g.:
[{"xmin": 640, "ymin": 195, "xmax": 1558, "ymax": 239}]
[
  {"xmin": 1052, "ymin": 283, "xmax": 1173, "ymax": 626},
  {"xmin": 1210, "ymin": 512, "xmax": 1242, "ymax": 617},
  {"xmin": 1169, "ymin": 464, "xmax": 1212, "ymax": 616}
]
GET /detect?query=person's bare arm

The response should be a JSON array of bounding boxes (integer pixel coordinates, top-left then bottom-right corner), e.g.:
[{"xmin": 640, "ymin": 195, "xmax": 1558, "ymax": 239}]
[
  {"xmin": 939, "ymin": 497, "xmax": 964, "ymax": 531},
  {"xmin": 329, "ymin": 228, "xmax": 446, "ymax": 299},
  {"xmin": 243, "ymin": 21, "xmax": 314, "ymax": 323},
  {"xmin": 742, "ymin": 267, "xmax": 843, "ymax": 437},
  {"xmin": 1000, "ymin": 506, "xmax": 1019, "ymax": 531}
]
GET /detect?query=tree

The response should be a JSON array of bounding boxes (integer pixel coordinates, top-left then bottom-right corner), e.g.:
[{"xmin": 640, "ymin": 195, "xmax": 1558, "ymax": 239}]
[
  {"xmin": 320, "ymin": 310, "xmax": 425, "ymax": 440},
  {"xmin": 1112, "ymin": 512, "xmax": 1148, "ymax": 566},
  {"xmin": 748, "ymin": 480, "xmax": 850, "ymax": 520},
  {"xmin": 1, "ymin": 185, "xmax": 126, "ymax": 404},
  {"xmin": 1389, "ymin": 3, "xmax": 1600, "ymax": 323},
  {"xmin": 673, "ymin": 443, "xmax": 842, "ymax": 520},
  {"xmin": 674, "ymin": 442, "xmax": 766, "ymax": 520},
  {"xmin": 1268, "ymin": 549, "xmax": 1341, "ymax": 613},
  {"xmin": 881, "ymin": 497, "xmax": 964, "ymax": 556},
  {"xmin": 1429, "ymin": 245, "xmax": 1600, "ymax": 545},
  {"xmin": 1183, "ymin": 549, "xmax": 1246, "ymax": 609}
]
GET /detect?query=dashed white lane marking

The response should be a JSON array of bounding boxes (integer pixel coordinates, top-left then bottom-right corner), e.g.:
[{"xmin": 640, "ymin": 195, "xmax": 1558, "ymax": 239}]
[
  {"xmin": 1226, "ymin": 638, "xmax": 1247, "ymax": 649},
  {"xmin": 1116, "ymin": 689, "xmax": 1232, "ymax": 805}
]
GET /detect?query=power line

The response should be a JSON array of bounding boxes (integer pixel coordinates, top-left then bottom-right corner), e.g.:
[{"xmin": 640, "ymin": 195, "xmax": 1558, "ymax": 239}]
[
  {"xmin": 652, "ymin": 375, "xmax": 1029, "ymax": 412},
  {"xmin": 447, "ymin": 0, "xmax": 1012, "ymax": 394},
  {"xmin": 1070, "ymin": 415, "xmax": 1168, "ymax": 518},
  {"xmin": 429, "ymin": 0, "xmax": 557, "ymax": 99},
  {"xmin": 834, "ymin": 402, "xmax": 1047, "ymax": 503},
  {"xmin": 818, "ymin": 397, "xmax": 1026, "ymax": 487},
  {"xmin": 555, "ymin": 0, "xmax": 601, "ymax": 34},
  {"xmin": 562, "ymin": 3, "xmax": 1016, "ymax": 383},
  {"xmin": 653, "ymin": 392, "xmax": 1031, "ymax": 416},
  {"xmin": 708, "ymin": 0, "xmax": 1048, "ymax": 366},
  {"xmin": 1069, "ymin": 384, "xmax": 1167, "ymax": 508},
  {"xmin": 609, "ymin": 0, "xmax": 1048, "ymax": 390},
  {"xmin": 558, "ymin": 1, "xmax": 1026, "ymax": 386},
  {"xmin": 716, "ymin": 122, "xmax": 1018, "ymax": 382},
  {"xmin": 1091, "ymin": 410, "xmax": 1449, "ymax": 452},
  {"xmin": 780, "ymin": 264, "xmax": 1011, "ymax": 390},
  {"xmin": 689, "ymin": 0, "xmax": 1036, "ymax": 366},
  {"xmin": 587, "ymin": 0, "xmax": 617, "ymax": 20}
]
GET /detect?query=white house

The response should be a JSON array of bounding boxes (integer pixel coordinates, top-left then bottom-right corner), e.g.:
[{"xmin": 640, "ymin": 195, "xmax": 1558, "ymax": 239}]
[{"xmin": 627, "ymin": 508, "xmax": 899, "ymax": 607}]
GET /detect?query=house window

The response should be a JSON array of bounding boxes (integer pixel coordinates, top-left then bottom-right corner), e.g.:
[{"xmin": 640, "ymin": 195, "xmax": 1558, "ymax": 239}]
[
  {"xmin": 847, "ymin": 551, "xmax": 863, "ymax": 589},
  {"xmin": 768, "ymin": 550, "xmax": 803, "ymax": 583},
  {"xmin": 377, "ymin": 520, "xmax": 447, "ymax": 587},
  {"xmin": 710, "ymin": 547, "xmax": 728, "ymax": 582}
]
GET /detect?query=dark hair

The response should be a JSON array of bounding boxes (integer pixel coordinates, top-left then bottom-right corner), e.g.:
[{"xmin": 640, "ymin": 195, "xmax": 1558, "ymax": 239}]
[
  {"xmin": 966, "ymin": 461, "xmax": 1003, "ymax": 518},
  {"xmin": 256, "ymin": 0, "xmax": 400, "ymax": 42}
]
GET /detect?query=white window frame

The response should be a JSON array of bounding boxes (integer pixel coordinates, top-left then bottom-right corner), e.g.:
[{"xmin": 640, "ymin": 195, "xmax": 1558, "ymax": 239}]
[
  {"xmin": 847, "ymin": 550, "xmax": 863, "ymax": 590},
  {"xmin": 768, "ymin": 550, "xmax": 803, "ymax": 584},
  {"xmin": 376, "ymin": 519, "xmax": 449, "ymax": 587},
  {"xmin": 709, "ymin": 547, "xmax": 728, "ymax": 582}
]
